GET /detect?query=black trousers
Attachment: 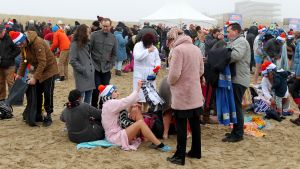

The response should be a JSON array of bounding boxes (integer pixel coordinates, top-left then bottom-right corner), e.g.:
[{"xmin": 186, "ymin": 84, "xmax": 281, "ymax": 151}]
[
  {"xmin": 292, "ymin": 79, "xmax": 300, "ymax": 99},
  {"xmin": 36, "ymin": 76, "xmax": 55, "ymax": 116},
  {"xmin": 91, "ymin": 70, "xmax": 111, "ymax": 108},
  {"xmin": 174, "ymin": 107, "xmax": 201, "ymax": 160},
  {"xmin": 231, "ymin": 83, "xmax": 247, "ymax": 138}
]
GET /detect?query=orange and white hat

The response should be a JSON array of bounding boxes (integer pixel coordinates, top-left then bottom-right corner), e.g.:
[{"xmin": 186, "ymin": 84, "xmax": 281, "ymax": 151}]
[{"xmin": 98, "ymin": 85, "xmax": 117, "ymax": 97}]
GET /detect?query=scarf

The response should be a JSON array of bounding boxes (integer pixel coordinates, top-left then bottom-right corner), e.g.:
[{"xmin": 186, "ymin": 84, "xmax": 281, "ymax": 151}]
[{"xmin": 141, "ymin": 81, "xmax": 165, "ymax": 112}]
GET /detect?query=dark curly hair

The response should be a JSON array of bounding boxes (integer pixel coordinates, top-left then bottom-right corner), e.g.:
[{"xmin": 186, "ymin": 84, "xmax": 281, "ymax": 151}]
[
  {"xmin": 73, "ymin": 24, "xmax": 89, "ymax": 48},
  {"xmin": 142, "ymin": 33, "xmax": 156, "ymax": 48}
]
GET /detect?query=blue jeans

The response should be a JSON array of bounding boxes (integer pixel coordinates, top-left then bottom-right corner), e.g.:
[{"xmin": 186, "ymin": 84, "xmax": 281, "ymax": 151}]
[
  {"xmin": 81, "ymin": 90, "xmax": 93, "ymax": 105},
  {"xmin": 15, "ymin": 55, "xmax": 28, "ymax": 81},
  {"xmin": 115, "ymin": 61, "xmax": 123, "ymax": 71}
]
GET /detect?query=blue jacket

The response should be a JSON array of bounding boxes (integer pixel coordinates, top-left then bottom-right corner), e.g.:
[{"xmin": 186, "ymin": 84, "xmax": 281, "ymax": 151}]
[
  {"xmin": 292, "ymin": 39, "xmax": 300, "ymax": 77},
  {"xmin": 114, "ymin": 31, "xmax": 128, "ymax": 61}
]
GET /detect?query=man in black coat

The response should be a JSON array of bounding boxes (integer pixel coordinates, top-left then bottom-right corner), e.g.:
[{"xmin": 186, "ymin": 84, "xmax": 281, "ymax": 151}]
[{"xmin": 0, "ymin": 24, "xmax": 21, "ymax": 100}]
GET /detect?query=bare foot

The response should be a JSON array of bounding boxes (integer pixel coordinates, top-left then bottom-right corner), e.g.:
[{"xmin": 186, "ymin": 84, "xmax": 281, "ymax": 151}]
[{"xmin": 163, "ymin": 134, "xmax": 169, "ymax": 140}]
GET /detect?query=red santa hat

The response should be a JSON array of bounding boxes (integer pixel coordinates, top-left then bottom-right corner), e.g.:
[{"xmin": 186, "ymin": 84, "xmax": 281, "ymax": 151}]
[
  {"xmin": 98, "ymin": 85, "xmax": 117, "ymax": 97},
  {"xmin": 276, "ymin": 32, "xmax": 286, "ymax": 42},
  {"xmin": 258, "ymin": 25, "xmax": 266, "ymax": 33},
  {"xmin": 261, "ymin": 61, "xmax": 276, "ymax": 76},
  {"xmin": 9, "ymin": 31, "xmax": 27, "ymax": 46}
]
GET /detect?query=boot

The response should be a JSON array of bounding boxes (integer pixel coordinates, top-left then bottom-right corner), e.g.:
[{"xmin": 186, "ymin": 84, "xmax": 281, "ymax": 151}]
[{"xmin": 43, "ymin": 114, "xmax": 52, "ymax": 127}]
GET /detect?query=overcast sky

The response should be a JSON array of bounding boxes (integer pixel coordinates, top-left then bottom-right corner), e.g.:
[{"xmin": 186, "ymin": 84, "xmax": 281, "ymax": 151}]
[{"xmin": 0, "ymin": 0, "xmax": 299, "ymax": 22}]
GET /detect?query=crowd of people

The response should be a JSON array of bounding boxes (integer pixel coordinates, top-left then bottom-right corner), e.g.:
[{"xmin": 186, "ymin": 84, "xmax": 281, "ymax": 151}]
[{"xmin": 0, "ymin": 16, "xmax": 300, "ymax": 166}]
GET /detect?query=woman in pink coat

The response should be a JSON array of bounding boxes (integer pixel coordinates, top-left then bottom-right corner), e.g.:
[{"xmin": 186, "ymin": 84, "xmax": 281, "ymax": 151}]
[
  {"xmin": 166, "ymin": 28, "xmax": 204, "ymax": 166},
  {"xmin": 100, "ymin": 81, "xmax": 171, "ymax": 151}
]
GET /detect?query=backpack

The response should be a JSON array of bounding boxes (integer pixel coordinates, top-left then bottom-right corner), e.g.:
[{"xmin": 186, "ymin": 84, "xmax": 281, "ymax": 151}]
[{"xmin": 0, "ymin": 101, "xmax": 13, "ymax": 119}]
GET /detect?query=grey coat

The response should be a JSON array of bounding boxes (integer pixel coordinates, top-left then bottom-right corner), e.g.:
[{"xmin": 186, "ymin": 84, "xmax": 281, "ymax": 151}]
[
  {"xmin": 229, "ymin": 35, "xmax": 251, "ymax": 88},
  {"xmin": 60, "ymin": 103, "xmax": 104, "ymax": 143},
  {"xmin": 159, "ymin": 77, "xmax": 171, "ymax": 112},
  {"xmin": 90, "ymin": 31, "xmax": 118, "ymax": 73},
  {"xmin": 69, "ymin": 42, "xmax": 95, "ymax": 92}
]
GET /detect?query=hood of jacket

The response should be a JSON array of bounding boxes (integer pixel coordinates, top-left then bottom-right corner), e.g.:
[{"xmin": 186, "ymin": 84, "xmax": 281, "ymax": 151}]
[
  {"xmin": 25, "ymin": 31, "xmax": 38, "ymax": 45},
  {"xmin": 173, "ymin": 35, "xmax": 192, "ymax": 47},
  {"xmin": 114, "ymin": 31, "xmax": 122, "ymax": 36}
]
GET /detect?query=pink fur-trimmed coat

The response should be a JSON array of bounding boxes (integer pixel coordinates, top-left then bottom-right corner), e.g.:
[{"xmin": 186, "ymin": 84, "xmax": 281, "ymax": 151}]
[
  {"xmin": 167, "ymin": 35, "xmax": 204, "ymax": 110},
  {"xmin": 101, "ymin": 91, "xmax": 141, "ymax": 150}
]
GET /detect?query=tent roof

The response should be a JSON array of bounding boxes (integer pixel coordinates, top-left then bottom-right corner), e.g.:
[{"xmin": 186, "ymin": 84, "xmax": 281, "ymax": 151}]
[{"xmin": 141, "ymin": 2, "xmax": 217, "ymax": 26}]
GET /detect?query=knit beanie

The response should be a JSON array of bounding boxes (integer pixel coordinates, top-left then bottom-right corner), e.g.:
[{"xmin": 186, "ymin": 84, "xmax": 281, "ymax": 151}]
[
  {"xmin": 98, "ymin": 85, "xmax": 117, "ymax": 97},
  {"xmin": 9, "ymin": 31, "xmax": 27, "ymax": 45},
  {"xmin": 52, "ymin": 25, "xmax": 59, "ymax": 32}
]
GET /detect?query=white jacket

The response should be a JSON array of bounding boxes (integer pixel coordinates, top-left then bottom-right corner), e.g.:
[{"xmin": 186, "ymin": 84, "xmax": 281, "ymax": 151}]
[{"xmin": 133, "ymin": 41, "xmax": 161, "ymax": 102}]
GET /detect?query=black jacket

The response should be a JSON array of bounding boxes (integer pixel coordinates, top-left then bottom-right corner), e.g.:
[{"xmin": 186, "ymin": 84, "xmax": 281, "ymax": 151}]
[
  {"xmin": 205, "ymin": 34, "xmax": 218, "ymax": 57},
  {"xmin": 272, "ymin": 70, "xmax": 289, "ymax": 97},
  {"xmin": 0, "ymin": 34, "xmax": 20, "ymax": 68},
  {"xmin": 205, "ymin": 48, "xmax": 233, "ymax": 87}
]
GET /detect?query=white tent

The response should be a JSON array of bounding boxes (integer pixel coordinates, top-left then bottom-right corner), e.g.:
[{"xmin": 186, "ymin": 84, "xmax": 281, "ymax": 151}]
[{"xmin": 140, "ymin": 1, "xmax": 217, "ymax": 28}]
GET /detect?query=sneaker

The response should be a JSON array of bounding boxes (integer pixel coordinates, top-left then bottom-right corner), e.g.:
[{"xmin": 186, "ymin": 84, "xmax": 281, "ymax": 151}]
[
  {"xmin": 158, "ymin": 145, "xmax": 172, "ymax": 152},
  {"xmin": 43, "ymin": 115, "xmax": 52, "ymax": 127}
]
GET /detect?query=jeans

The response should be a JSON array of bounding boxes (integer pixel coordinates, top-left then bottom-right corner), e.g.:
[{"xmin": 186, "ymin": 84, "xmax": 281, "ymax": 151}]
[
  {"xmin": 81, "ymin": 90, "xmax": 93, "ymax": 105},
  {"xmin": 15, "ymin": 55, "xmax": 28, "ymax": 81},
  {"xmin": 115, "ymin": 61, "xmax": 123, "ymax": 71},
  {"xmin": 91, "ymin": 70, "xmax": 111, "ymax": 108},
  {"xmin": 231, "ymin": 83, "xmax": 247, "ymax": 138}
]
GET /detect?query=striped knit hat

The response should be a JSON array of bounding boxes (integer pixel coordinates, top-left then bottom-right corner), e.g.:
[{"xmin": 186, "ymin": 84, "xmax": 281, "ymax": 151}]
[
  {"xmin": 98, "ymin": 85, "xmax": 117, "ymax": 97},
  {"xmin": 7, "ymin": 20, "xmax": 14, "ymax": 26},
  {"xmin": 9, "ymin": 31, "xmax": 27, "ymax": 46}
]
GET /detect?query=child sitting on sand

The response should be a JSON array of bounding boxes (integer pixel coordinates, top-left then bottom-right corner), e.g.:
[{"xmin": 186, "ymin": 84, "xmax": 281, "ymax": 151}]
[
  {"xmin": 100, "ymin": 80, "xmax": 171, "ymax": 151},
  {"xmin": 261, "ymin": 61, "xmax": 292, "ymax": 117}
]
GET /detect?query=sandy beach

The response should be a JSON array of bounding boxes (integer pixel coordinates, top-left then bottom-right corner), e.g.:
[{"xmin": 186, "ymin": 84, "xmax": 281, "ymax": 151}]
[{"xmin": 0, "ymin": 67, "xmax": 299, "ymax": 169}]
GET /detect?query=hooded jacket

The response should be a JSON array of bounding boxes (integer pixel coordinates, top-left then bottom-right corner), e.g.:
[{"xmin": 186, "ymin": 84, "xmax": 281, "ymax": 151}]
[
  {"xmin": 18, "ymin": 31, "xmax": 58, "ymax": 82},
  {"xmin": 168, "ymin": 35, "xmax": 204, "ymax": 110},
  {"xmin": 0, "ymin": 33, "xmax": 20, "ymax": 68},
  {"xmin": 50, "ymin": 29, "xmax": 70, "ymax": 51}
]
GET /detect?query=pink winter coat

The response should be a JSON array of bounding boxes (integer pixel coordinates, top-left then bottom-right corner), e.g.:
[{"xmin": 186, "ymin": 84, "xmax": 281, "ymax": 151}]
[
  {"xmin": 101, "ymin": 91, "xmax": 141, "ymax": 150},
  {"xmin": 167, "ymin": 35, "xmax": 204, "ymax": 110}
]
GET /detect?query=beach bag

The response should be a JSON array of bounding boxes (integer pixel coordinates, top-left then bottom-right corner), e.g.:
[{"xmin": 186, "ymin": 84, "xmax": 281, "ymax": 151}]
[
  {"xmin": 6, "ymin": 78, "xmax": 28, "ymax": 106},
  {"xmin": 254, "ymin": 99, "xmax": 270, "ymax": 114},
  {"xmin": 0, "ymin": 101, "xmax": 13, "ymax": 119}
]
